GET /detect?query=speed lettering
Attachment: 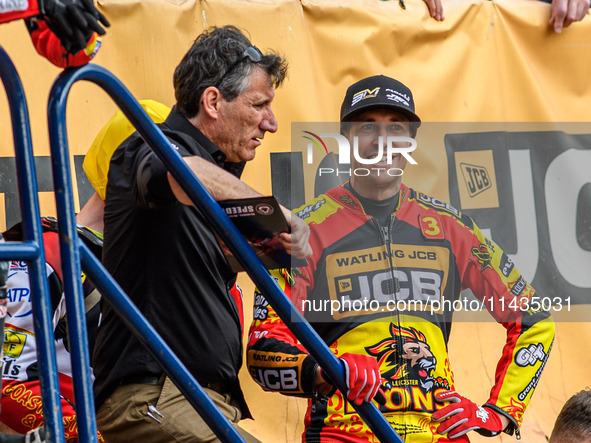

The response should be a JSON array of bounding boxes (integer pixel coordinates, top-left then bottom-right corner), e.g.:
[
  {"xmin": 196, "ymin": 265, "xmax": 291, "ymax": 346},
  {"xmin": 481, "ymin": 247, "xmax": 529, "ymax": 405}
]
[{"xmin": 224, "ymin": 205, "xmax": 254, "ymax": 216}]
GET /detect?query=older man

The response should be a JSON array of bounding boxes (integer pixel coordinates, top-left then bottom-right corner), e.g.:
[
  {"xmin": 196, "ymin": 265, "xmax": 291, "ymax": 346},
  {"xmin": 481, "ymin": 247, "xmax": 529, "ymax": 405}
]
[
  {"xmin": 92, "ymin": 25, "xmax": 310, "ymax": 442},
  {"xmin": 247, "ymin": 75, "xmax": 555, "ymax": 442}
]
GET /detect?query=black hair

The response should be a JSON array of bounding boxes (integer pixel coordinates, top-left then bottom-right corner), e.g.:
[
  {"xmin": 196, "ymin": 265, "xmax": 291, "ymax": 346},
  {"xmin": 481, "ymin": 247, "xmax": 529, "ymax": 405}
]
[
  {"xmin": 173, "ymin": 25, "xmax": 288, "ymax": 118},
  {"xmin": 550, "ymin": 389, "xmax": 591, "ymax": 442}
]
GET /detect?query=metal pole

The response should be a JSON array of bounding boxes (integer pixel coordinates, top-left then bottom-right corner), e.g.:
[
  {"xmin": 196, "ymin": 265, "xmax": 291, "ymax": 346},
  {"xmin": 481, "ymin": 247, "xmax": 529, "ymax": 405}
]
[
  {"xmin": 0, "ymin": 45, "xmax": 65, "ymax": 443},
  {"xmin": 80, "ymin": 245, "xmax": 246, "ymax": 442}
]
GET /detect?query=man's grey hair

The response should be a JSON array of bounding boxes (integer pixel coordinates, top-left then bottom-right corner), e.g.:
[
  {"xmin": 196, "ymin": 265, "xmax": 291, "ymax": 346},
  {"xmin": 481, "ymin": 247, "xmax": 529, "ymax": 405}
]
[{"xmin": 173, "ymin": 25, "xmax": 288, "ymax": 118}]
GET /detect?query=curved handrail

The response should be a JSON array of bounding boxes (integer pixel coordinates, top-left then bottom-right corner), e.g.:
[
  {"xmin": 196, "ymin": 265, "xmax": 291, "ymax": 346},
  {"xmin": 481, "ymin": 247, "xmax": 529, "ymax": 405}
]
[
  {"xmin": 0, "ymin": 46, "xmax": 65, "ymax": 443},
  {"xmin": 47, "ymin": 63, "xmax": 404, "ymax": 443}
]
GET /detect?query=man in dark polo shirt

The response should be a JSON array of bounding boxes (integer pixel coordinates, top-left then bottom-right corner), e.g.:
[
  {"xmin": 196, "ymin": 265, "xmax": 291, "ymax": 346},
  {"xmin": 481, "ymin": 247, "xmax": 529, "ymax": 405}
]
[{"xmin": 92, "ymin": 25, "xmax": 311, "ymax": 442}]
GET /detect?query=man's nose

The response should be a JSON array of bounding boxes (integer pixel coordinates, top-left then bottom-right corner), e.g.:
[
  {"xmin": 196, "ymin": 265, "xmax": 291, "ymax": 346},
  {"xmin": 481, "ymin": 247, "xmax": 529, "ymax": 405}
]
[{"xmin": 261, "ymin": 107, "xmax": 278, "ymax": 133}]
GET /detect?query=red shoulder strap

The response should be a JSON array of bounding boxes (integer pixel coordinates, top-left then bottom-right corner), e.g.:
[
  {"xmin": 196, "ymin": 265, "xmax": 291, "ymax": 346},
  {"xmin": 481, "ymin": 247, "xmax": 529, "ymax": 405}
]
[
  {"xmin": 230, "ymin": 283, "xmax": 244, "ymax": 334},
  {"xmin": 43, "ymin": 231, "xmax": 63, "ymax": 282}
]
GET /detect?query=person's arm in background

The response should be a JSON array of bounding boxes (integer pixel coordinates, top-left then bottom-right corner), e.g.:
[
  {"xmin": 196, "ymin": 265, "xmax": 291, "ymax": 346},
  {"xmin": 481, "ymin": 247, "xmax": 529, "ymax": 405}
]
[
  {"xmin": 247, "ymin": 269, "xmax": 383, "ymax": 406},
  {"xmin": 396, "ymin": 0, "xmax": 444, "ymax": 21},
  {"xmin": 409, "ymin": 0, "xmax": 589, "ymax": 33},
  {"xmin": 75, "ymin": 191, "xmax": 104, "ymax": 234},
  {"xmin": 422, "ymin": 0, "xmax": 444, "ymax": 21},
  {"xmin": 246, "ymin": 270, "xmax": 320, "ymax": 399},
  {"xmin": 433, "ymin": 218, "xmax": 555, "ymax": 439},
  {"xmin": 549, "ymin": 0, "xmax": 589, "ymax": 33}
]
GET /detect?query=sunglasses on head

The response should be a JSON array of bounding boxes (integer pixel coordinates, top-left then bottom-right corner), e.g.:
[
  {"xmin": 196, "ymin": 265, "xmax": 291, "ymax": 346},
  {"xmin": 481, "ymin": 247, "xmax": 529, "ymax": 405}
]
[{"xmin": 216, "ymin": 46, "xmax": 263, "ymax": 88}]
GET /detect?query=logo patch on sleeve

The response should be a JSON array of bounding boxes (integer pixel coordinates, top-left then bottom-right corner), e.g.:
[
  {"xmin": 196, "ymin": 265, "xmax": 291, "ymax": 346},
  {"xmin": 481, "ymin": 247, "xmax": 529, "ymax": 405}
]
[{"xmin": 419, "ymin": 214, "xmax": 445, "ymax": 240}]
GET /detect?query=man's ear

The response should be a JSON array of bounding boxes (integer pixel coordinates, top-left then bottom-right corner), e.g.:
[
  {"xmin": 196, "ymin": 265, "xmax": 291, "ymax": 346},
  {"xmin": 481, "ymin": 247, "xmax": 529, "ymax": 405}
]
[{"xmin": 200, "ymin": 86, "xmax": 223, "ymax": 120}]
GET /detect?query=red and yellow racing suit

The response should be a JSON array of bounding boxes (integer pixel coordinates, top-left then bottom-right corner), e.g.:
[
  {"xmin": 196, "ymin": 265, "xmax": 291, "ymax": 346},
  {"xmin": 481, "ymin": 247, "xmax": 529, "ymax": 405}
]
[
  {"xmin": 1, "ymin": 218, "xmax": 104, "ymax": 441},
  {"xmin": 247, "ymin": 183, "xmax": 555, "ymax": 442}
]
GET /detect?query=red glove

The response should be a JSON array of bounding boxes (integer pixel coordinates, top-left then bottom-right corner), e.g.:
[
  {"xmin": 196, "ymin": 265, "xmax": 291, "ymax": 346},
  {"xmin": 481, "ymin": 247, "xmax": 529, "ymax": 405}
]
[
  {"xmin": 39, "ymin": 0, "xmax": 110, "ymax": 54},
  {"xmin": 432, "ymin": 390, "xmax": 504, "ymax": 439},
  {"xmin": 27, "ymin": 19, "xmax": 102, "ymax": 68},
  {"xmin": 332, "ymin": 353, "xmax": 383, "ymax": 406}
]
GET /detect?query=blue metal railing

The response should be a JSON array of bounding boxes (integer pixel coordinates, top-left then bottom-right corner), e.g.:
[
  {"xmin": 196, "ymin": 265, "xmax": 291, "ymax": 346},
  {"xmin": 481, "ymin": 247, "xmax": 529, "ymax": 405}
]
[
  {"xmin": 46, "ymin": 63, "xmax": 403, "ymax": 442},
  {"xmin": 0, "ymin": 46, "xmax": 66, "ymax": 443}
]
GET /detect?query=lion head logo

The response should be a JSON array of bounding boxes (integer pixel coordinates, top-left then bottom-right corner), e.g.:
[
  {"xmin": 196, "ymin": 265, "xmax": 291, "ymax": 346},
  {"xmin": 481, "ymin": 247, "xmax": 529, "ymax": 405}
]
[{"xmin": 365, "ymin": 324, "xmax": 437, "ymax": 392}]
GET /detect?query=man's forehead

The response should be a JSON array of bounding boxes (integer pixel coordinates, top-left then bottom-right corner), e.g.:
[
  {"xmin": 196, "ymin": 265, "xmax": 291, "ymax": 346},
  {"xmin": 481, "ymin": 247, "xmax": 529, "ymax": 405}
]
[
  {"xmin": 351, "ymin": 108, "xmax": 409, "ymax": 122},
  {"xmin": 239, "ymin": 68, "xmax": 275, "ymax": 101}
]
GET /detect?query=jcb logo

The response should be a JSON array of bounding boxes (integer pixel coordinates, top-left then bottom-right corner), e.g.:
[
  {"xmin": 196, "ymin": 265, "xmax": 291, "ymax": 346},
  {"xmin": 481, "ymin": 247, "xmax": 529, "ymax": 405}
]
[
  {"xmin": 338, "ymin": 278, "xmax": 352, "ymax": 292},
  {"xmin": 250, "ymin": 367, "xmax": 299, "ymax": 391},
  {"xmin": 333, "ymin": 269, "xmax": 443, "ymax": 305},
  {"xmin": 460, "ymin": 163, "xmax": 491, "ymax": 197}
]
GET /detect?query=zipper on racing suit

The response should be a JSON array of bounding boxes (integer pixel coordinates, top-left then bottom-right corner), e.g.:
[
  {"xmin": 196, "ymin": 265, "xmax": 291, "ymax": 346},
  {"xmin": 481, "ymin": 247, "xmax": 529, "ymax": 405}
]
[
  {"xmin": 371, "ymin": 214, "xmax": 414, "ymax": 439},
  {"xmin": 370, "ymin": 216, "xmax": 405, "ymax": 359},
  {"xmin": 370, "ymin": 215, "xmax": 400, "ymax": 301}
]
